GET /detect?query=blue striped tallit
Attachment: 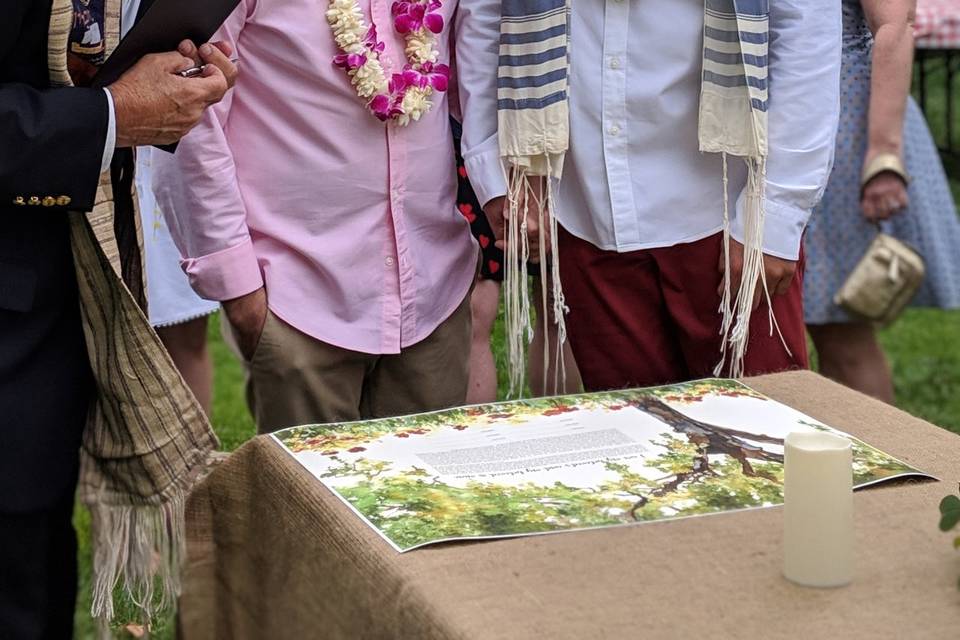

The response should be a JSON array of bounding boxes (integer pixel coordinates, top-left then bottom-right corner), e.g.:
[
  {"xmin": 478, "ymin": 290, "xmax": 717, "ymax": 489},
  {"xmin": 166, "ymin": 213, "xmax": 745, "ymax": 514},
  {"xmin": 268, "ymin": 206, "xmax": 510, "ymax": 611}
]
[
  {"xmin": 699, "ymin": 0, "xmax": 769, "ymax": 158},
  {"xmin": 497, "ymin": 0, "xmax": 570, "ymax": 179},
  {"xmin": 497, "ymin": 0, "xmax": 778, "ymax": 390}
]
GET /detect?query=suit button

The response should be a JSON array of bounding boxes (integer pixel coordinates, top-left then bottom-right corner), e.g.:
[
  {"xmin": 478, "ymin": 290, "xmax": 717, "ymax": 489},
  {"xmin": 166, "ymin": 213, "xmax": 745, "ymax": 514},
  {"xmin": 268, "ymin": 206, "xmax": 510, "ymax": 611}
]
[
  {"xmin": 12, "ymin": 196, "xmax": 25, "ymax": 206},
  {"xmin": 28, "ymin": 196, "xmax": 40, "ymax": 205},
  {"xmin": 56, "ymin": 195, "xmax": 72, "ymax": 206},
  {"xmin": 42, "ymin": 196, "xmax": 56, "ymax": 207}
]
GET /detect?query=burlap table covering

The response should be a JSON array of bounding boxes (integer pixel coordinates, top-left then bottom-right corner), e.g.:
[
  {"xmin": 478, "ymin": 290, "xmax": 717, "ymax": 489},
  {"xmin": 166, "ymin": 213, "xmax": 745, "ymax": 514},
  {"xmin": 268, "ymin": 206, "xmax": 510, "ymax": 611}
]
[{"xmin": 179, "ymin": 371, "xmax": 960, "ymax": 639}]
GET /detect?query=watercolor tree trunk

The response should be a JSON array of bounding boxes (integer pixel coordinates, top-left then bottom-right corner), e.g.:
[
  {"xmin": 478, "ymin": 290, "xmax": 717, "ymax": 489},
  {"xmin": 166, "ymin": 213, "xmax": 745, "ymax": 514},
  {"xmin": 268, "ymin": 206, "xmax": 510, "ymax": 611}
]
[{"xmin": 627, "ymin": 396, "xmax": 785, "ymax": 519}]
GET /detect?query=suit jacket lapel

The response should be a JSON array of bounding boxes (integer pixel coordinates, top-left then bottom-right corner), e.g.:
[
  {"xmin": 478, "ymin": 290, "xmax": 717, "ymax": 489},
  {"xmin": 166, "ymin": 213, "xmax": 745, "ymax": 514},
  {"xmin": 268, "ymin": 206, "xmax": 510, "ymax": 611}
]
[{"xmin": 136, "ymin": 0, "xmax": 157, "ymax": 22}]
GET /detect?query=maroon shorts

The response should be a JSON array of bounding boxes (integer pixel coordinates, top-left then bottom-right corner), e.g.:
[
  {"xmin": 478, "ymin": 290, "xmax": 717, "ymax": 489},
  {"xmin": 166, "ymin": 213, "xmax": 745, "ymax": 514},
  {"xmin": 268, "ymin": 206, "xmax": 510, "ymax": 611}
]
[{"xmin": 558, "ymin": 226, "xmax": 808, "ymax": 391}]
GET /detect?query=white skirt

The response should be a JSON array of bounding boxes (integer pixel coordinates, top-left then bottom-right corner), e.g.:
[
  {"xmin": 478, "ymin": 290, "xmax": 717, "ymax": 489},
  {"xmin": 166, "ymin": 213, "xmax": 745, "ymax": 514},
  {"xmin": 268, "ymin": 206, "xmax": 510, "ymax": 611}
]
[{"xmin": 136, "ymin": 147, "xmax": 219, "ymax": 327}]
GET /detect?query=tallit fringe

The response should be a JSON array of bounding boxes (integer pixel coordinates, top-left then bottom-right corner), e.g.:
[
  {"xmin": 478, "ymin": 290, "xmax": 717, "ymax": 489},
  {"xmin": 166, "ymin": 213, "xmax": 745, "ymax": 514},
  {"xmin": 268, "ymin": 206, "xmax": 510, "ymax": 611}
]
[
  {"xmin": 714, "ymin": 155, "xmax": 791, "ymax": 378},
  {"xmin": 504, "ymin": 168, "xmax": 532, "ymax": 396},
  {"xmin": 545, "ymin": 166, "xmax": 568, "ymax": 395},
  {"xmin": 503, "ymin": 161, "xmax": 568, "ymax": 397}
]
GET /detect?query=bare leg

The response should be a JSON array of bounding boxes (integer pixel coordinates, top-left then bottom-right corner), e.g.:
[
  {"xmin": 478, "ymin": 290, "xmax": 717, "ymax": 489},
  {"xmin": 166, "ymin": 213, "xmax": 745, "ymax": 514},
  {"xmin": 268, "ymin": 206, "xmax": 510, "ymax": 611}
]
[
  {"xmin": 529, "ymin": 275, "xmax": 583, "ymax": 397},
  {"xmin": 466, "ymin": 278, "xmax": 500, "ymax": 404},
  {"xmin": 807, "ymin": 322, "xmax": 895, "ymax": 404},
  {"xmin": 157, "ymin": 315, "xmax": 214, "ymax": 414}
]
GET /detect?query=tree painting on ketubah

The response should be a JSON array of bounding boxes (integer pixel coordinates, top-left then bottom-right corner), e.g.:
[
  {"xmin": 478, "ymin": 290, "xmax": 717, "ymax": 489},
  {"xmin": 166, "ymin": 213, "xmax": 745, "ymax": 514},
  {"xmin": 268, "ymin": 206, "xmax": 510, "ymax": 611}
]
[{"xmin": 274, "ymin": 379, "xmax": 930, "ymax": 551}]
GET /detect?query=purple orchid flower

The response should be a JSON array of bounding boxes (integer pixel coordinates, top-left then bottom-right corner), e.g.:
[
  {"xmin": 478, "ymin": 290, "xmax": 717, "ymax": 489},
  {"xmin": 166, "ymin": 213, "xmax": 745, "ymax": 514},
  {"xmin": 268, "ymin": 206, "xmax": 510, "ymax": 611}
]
[
  {"xmin": 333, "ymin": 52, "xmax": 367, "ymax": 70},
  {"xmin": 423, "ymin": 6, "xmax": 444, "ymax": 34},
  {"xmin": 369, "ymin": 94, "xmax": 403, "ymax": 121},
  {"xmin": 389, "ymin": 72, "xmax": 411, "ymax": 94},
  {"xmin": 399, "ymin": 67, "xmax": 421, "ymax": 89},
  {"xmin": 419, "ymin": 61, "xmax": 449, "ymax": 91},
  {"xmin": 392, "ymin": 0, "xmax": 444, "ymax": 34},
  {"xmin": 362, "ymin": 25, "xmax": 385, "ymax": 55},
  {"xmin": 400, "ymin": 62, "xmax": 450, "ymax": 92}
]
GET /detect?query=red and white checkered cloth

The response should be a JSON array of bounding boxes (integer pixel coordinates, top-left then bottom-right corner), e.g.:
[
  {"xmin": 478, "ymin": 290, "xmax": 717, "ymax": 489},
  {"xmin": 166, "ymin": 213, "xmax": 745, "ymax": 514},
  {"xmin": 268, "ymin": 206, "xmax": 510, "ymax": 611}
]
[{"xmin": 915, "ymin": 0, "xmax": 960, "ymax": 49}]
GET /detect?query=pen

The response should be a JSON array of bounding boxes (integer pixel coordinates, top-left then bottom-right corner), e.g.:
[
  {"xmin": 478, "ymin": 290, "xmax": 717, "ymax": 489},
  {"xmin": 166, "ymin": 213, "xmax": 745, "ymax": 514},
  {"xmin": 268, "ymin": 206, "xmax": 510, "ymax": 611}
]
[{"xmin": 177, "ymin": 59, "xmax": 239, "ymax": 78}]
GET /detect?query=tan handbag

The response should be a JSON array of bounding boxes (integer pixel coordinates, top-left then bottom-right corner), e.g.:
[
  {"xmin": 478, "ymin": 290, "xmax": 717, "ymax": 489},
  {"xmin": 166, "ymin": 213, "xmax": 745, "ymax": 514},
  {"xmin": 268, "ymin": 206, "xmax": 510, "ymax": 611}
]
[{"xmin": 833, "ymin": 232, "xmax": 925, "ymax": 326}]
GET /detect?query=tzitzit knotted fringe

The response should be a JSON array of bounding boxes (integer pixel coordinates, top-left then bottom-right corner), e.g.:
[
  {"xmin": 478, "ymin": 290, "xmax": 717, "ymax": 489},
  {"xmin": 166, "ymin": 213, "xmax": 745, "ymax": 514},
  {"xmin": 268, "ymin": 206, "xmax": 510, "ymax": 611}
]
[
  {"xmin": 503, "ymin": 161, "xmax": 567, "ymax": 397},
  {"xmin": 714, "ymin": 154, "xmax": 791, "ymax": 378}
]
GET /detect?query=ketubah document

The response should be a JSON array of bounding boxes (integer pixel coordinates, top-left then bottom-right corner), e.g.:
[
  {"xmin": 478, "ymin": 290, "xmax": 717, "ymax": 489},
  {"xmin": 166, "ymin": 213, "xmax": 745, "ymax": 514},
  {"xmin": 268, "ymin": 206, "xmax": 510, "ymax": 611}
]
[{"xmin": 272, "ymin": 378, "xmax": 932, "ymax": 552}]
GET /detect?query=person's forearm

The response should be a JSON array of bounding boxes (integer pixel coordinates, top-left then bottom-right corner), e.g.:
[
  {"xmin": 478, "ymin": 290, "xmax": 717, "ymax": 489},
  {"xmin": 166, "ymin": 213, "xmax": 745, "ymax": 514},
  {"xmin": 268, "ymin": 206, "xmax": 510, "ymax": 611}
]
[
  {"xmin": 455, "ymin": 0, "xmax": 507, "ymax": 206},
  {"xmin": 866, "ymin": 2, "xmax": 916, "ymax": 157},
  {"xmin": 151, "ymin": 4, "xmax": 255, "ymax": 301},
  {"xmin": 732, "ymin": 0, "xmax": 841, "ymax": 260},
  {"xmin": 151, "ymin": 112, "xmax": 262, "ymax": 303}
]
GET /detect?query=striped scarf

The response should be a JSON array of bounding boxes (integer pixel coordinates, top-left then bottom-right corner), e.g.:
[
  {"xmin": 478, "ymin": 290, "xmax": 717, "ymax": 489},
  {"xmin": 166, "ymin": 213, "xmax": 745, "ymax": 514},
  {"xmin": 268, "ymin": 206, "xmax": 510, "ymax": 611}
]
[
  {"xmin": 50, "ymin": 0, "xmax": 220, "ymax": 630},
  {"xmin": 498, "ymin": 0, "xmax": 781, "ymax": 391}
]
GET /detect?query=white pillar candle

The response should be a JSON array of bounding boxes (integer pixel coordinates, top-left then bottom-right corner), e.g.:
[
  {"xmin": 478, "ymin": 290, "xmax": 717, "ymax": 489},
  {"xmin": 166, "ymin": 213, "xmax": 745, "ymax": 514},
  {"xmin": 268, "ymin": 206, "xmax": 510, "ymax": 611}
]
[{"xmin": 783, "ymin": 431, "xmax": 854, "ymax": 588}]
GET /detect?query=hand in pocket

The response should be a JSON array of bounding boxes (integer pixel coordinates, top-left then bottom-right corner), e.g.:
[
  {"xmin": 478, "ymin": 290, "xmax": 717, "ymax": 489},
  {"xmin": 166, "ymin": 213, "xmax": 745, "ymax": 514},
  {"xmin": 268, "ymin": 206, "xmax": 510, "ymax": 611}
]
[{"xmin": 223, "ymin": 287, "xmax": 268, "ymax": 361}]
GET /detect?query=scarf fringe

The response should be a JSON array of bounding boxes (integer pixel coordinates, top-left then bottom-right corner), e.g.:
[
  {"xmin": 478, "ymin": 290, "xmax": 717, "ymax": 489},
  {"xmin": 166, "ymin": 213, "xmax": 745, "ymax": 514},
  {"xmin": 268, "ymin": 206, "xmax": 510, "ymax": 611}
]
[
  {"xmin": 714, "ymin": 155, "xmax": 791, "ymax": 378},
  {"xmin": 89, "ymin": 491, "xmax": 186, "ymax": 637},
  {"xmin": 85, "ymin": 450, "xmax": 228, "ymax": 635},
  {"xmin": 503, "ymin": 160, "xmax": 569, "ymax": 397}
]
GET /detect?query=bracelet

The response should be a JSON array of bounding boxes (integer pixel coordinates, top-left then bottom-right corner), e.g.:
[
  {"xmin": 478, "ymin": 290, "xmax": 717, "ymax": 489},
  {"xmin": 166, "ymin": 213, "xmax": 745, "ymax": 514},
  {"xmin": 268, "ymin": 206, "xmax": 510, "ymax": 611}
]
[{"xmin": 861, "ymin": 153, "xmax": 910, "ymax": 194}]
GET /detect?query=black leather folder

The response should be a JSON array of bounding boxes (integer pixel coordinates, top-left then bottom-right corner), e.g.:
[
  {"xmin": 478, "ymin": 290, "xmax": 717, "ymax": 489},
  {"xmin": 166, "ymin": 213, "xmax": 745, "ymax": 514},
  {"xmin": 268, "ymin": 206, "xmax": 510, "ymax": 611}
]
[{"xmin": 91, "ymin": 0, "xmax": 241, "ymax": 88}]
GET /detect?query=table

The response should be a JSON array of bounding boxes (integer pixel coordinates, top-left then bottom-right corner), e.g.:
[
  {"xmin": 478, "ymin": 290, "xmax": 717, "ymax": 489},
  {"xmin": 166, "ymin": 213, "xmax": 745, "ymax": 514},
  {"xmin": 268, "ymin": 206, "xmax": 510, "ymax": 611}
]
[
  {"xmin": 179, "ymin": 371, "xmax": 960, "ymax": 639},
  {"xmin": 915, "ymin": 0, "xmax": 960, "ymax": 154}
]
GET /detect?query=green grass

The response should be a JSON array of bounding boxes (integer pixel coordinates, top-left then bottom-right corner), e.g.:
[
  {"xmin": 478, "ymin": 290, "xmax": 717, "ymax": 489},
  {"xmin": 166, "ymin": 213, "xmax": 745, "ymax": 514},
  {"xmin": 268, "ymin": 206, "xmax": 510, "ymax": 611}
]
[
  {"xmin": 74, "ymin": 310, "xmax": 960, "ymax": 638},
  {"xmin": 881, "ymin": 309, "xmax": 960, "ymax": 433},
  {"xmin": 73, "ymin": 65, "xmax": 960, "ymax": 636}
]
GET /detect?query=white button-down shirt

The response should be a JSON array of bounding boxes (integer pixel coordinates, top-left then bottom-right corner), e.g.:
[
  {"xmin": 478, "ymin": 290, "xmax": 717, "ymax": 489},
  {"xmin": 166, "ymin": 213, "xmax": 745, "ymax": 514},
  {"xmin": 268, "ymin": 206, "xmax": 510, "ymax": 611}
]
[{"xmin": 558, "ymin": 0, "xmax": 841, "ymax": 260}]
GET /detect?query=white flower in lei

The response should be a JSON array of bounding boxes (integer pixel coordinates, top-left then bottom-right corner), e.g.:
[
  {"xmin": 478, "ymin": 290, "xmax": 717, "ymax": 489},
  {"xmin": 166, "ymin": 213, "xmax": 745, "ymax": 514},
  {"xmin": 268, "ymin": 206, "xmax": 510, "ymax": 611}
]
[
  {"xmin": 327, "ymin": 0, "xmax": 450, "ymax": 125},
  {"xmin": 405, "ymin": 31, "xmax": 439, "ymax": 65}
]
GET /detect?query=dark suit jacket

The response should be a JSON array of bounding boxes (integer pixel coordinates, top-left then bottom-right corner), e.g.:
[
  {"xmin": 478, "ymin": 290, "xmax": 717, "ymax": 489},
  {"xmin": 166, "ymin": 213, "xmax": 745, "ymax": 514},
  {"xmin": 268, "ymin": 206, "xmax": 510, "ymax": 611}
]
[{"xmin": 0, "ymin": 0, "xmax": 110, "ymax": 512}]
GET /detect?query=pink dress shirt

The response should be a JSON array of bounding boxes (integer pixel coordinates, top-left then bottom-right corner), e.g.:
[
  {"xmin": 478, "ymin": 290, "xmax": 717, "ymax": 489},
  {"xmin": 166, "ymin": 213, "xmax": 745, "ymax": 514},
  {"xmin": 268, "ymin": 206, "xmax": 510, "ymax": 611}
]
[{"xmin": 153, "ymin": 0, "xmax": 505, "ymax": 354}]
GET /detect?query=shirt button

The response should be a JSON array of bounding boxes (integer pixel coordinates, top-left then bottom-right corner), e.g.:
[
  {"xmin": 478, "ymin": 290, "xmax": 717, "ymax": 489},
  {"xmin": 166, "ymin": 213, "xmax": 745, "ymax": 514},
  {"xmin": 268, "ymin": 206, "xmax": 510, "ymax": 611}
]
[
  {"xmin": 385, "ymin": 257, "xmax": 395, "ymax": 267},
  {"xmin": 610, "ymin": 57, "xmax": 621, "ymax": 70},
  {"xmin": 608, "ymin": 125, "xmax": 620, "ymax": 136}
]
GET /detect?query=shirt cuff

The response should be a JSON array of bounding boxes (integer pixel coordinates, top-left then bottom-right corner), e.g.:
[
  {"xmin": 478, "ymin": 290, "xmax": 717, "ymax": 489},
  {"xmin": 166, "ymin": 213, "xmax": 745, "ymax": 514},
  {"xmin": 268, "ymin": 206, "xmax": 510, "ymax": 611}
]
[
  {"xmin": 731, "ymin": 193, "xmax": 810, "ymax": 261},
  {"xmin": 462, "ymin": 137, "xmax": 508, "ymax": 208},
  {"xmin": 100, "ymin": 88, "xmax": 117, "ymax": 173},
  {"xmin": 180, "ymin": 238, "xmax": 264, "ymax": 301}
]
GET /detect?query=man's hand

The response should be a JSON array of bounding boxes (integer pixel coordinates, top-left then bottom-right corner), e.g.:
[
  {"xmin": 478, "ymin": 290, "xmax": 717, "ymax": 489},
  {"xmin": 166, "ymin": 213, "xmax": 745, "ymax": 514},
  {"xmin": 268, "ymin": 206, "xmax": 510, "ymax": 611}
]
[
  {"xmin": 223, "ymin": 287, "xmax": 268, "ymax": 362},
  {"xmin": 719, "ymin": 239, "xmax": 797, "ymax": 310},
  {"xmin": 485, "ymin": 195, "xmax": 506, "ymax": 246},
  {"xmin": 861, "ymin": 172, "xmax": 908, "ymax": 222},
  {"xmin": 489, "ymin": 177, "xmax": 551, "ymax": 263},
  {"xmin": 176, "ymin": 40, "xmax": 238, "ymax": 88},
  {"xmin": 109, "ymin": 40, "xmax": 237, "ymax": 147}
]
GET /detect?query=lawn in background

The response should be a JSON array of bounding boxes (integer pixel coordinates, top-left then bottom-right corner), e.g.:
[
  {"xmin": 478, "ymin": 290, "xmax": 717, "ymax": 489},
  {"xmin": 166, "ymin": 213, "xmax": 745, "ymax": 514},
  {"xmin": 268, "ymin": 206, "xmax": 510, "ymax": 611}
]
[
  {"xmin": 73, "ymin": 305, "xmax": 960, "ymax": 637},
  {"xmin": 73, "ymin": 66, "xmax": 960, "ymax": 636}
]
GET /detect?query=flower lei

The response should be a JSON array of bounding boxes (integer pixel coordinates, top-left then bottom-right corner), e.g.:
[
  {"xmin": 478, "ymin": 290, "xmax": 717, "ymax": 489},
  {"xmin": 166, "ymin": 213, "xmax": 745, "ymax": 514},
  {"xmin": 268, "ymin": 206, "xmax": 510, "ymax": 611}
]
[{"xmin": 326, "ymin": 0, "xmax": 450, "ymax": 126}]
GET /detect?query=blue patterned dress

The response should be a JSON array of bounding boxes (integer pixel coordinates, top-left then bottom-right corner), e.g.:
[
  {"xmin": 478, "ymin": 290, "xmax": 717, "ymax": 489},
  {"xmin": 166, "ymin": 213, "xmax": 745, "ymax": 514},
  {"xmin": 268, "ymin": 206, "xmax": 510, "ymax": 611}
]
[{"xmin": 804, "ymin": 0, "xmax": 960, "ymax": 324}]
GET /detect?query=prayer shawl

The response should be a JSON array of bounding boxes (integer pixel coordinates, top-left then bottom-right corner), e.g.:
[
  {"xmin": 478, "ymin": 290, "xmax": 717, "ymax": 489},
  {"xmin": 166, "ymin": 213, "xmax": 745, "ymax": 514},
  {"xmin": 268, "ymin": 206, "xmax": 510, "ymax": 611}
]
[
  {"xmin": 48, "ymin": 0, "xmax": 220, "ymax": 630},
  {"xmin": 498, "ymin": 0, "xmax": 785, "ymax": 391}
]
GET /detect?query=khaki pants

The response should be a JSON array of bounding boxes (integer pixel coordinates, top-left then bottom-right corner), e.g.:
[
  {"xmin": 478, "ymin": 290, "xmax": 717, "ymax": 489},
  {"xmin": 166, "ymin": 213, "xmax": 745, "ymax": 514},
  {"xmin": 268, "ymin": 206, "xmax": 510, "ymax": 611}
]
[{"xmin": 226, "ymin": 293, "xmax": 472, "ymax": 434}]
